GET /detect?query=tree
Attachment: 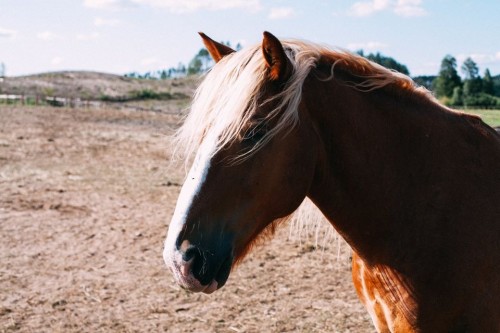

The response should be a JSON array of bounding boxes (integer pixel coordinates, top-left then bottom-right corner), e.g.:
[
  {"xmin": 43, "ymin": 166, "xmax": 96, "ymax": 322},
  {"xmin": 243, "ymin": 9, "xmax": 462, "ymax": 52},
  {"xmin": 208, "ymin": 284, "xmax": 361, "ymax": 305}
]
[
  {"xmin": 492, "ymin": 75, "xmax": 500, "ymax": 97},
  {"xmin": 461, "ymin": 57, "xmax": 479, "ymax": 80},
  {"xmin": 159, "ymin": 69, "xmax": 168, "ymax": 80},
  {"xmin": 434, "ymin": 55, "xmax": 461, "ymax": 98},
  {"xmin": 482, "ymin": 69, "xmax": 494, "ymax": 95},
  {"xmin": 0, "ymin": 62, "xmax": 5, "ymax": 77},
  {"xmin": 124, "ymin": 72, "xmax": 139, "ymax": 79},
  {"xmin": 357, "ymin": 51, "xmax": 410, "ymax": 75},
  {"xmin": 187, "ymin": 48, "xmax": 214, "ymax": 75},
  {"xmin": 197, "ymin": 48, "xmax": 213, "ymax": 72},
  {"xmin": 412, "ymin": 75, "xmax": 436, "ymax": 91},
  {"xmin": 461, "ymin": 57, "xmax": 482, "ymax": 97},
  {"xmin": 177, "ymin": 63, "xmax": 186, "ymax": 76},
  {"xmin": 451, "ymin": 86, "xmax": 463, "ymax": 106},
  {"xmin": 187, "ymin": 57, "xmax": 203, "ymax": 75}
]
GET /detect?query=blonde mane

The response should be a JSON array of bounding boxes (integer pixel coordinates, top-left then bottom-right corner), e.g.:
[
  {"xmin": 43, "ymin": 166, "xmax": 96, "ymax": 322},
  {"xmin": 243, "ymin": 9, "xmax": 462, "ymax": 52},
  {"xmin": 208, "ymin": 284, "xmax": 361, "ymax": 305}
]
[
  {"xmin": 173, "ymin": 39, "xmax": 429, "ymax": 162},
  {"xmin": 172, "ymin": 38, "xmax": 431, "ymax": 246}
]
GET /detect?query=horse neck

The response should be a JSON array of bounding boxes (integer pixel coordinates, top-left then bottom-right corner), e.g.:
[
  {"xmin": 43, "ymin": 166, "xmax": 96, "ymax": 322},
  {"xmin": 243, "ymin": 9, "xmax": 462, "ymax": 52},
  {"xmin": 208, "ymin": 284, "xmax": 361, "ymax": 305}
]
[{"xmin": 304, "ymin": 74, "xmax": 448, "ymax": 264}]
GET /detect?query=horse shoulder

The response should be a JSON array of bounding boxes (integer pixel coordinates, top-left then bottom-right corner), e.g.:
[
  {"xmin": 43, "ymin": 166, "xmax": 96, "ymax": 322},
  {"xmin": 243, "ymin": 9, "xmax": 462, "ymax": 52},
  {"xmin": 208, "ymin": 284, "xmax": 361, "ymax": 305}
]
[{"xmin": 351, "ymin": 253, "xmax": 417, "ymax": 333}]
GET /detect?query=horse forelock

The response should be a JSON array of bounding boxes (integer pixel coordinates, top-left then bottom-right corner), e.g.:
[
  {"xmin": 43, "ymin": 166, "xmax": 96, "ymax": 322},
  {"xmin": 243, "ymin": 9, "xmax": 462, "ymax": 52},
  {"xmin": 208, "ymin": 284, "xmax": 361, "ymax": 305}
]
[{"xmin": 171, "ymin": 40, "xmax": 322, "ymax": 164}]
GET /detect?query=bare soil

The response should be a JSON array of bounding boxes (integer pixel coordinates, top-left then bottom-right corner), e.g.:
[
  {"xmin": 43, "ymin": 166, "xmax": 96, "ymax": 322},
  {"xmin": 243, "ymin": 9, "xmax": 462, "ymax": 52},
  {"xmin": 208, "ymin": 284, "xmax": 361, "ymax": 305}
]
[{"xmin": 0, "ymin": 105, "xmax": 373, "ymax": 332}]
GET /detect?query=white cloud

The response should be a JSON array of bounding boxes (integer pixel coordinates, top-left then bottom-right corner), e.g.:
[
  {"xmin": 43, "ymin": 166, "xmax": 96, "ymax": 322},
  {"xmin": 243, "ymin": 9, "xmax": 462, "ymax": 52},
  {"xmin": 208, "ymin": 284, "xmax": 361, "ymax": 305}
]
[
  {"xmin": 37, "ymin": 31, "xmax": 59, "ymax": 41},
  {"xmin": 269, "ymin": 7, "xmax": 296, "ymax": 20},
  {"xmin": 94, "ymin": 17, "xmax": 120, "ymax": 26},
  {"xmin": 350, "ymin": 0, "xmax": 390, "ymax": 17},
  {"xmin": 350, "ymin": 0, "xmax": 427, "ymax": 17},
  {"xmin": 0, "ymin": 27, "xmax": 17, "ymax": 39},
  {"xmin": 394, "ymin": 0, "xmax": 427, "ymax": 17},
  {"xmin": 347, "ymin": 41, "xmax": 388, "ymax": 51},
  {"xmin": 83, "ymin": 0, "xmax": 129, "ymax": 9},
  {"xmin": 84, "ymin": 0, "xmax": 261, "ymax": 12},
  {"xmin": 129, "ymin": 0, "xmax": 261, "ymax": 13},
  {"xmin": 77, "ymin": 32, "xmax": 100, "ymax": 41}
]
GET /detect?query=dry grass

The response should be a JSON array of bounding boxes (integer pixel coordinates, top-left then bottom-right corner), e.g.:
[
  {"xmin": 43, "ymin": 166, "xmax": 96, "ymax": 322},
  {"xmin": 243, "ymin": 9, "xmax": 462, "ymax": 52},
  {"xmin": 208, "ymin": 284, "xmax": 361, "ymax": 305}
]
[{"xmin": 0, "ymin": 71, "xmax": 199, "ymax": 100}]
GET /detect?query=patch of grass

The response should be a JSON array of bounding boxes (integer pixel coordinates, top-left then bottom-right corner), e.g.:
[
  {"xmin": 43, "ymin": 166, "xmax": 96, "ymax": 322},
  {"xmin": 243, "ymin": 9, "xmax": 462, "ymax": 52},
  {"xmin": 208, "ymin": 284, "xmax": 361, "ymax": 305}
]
[{"xmin": 463, "ymin": 109, "xmax": 500, "ymax": 127}]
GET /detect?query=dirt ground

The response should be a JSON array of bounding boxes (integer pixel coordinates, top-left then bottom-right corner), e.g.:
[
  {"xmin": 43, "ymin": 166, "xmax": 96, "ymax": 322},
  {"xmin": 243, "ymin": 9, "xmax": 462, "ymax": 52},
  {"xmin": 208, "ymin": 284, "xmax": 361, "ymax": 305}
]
[{"xmin": 0, "ymin": 105, "xmax": 373, "ymax": 332}]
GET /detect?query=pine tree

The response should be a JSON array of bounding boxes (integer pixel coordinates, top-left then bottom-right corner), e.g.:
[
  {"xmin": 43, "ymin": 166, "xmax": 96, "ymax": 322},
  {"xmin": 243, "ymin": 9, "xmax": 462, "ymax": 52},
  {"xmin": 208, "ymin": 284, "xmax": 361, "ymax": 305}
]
[
  {"xmin": 160, "ymin": 70, "xmax": 168, "ymax": 80},
  {"xmin": 461, "ymin": 57, "xmax": 482, "ymax": 96}
]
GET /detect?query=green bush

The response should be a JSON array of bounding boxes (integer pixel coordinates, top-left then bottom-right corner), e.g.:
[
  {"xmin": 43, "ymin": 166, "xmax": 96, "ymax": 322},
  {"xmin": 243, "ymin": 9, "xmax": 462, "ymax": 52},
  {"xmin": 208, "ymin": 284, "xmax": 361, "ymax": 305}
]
[
  {"xmin": 131, "ymin": 89, "xmax": 175, "ymax": 100},
  {"xmin": 132, "ymin": 89, "xmax": 161, "ymax": 100},
  {"xmin": 463, "ymin": 93, "xmax": 500, "ymax": 109}
]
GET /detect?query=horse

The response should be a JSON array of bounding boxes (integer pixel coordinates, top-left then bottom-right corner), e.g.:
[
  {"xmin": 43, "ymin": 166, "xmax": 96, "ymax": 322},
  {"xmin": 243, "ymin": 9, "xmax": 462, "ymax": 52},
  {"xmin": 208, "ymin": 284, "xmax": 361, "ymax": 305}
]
[{"xmin": 163, "ymin": 32, "xmax": 500, "ymax": 332}]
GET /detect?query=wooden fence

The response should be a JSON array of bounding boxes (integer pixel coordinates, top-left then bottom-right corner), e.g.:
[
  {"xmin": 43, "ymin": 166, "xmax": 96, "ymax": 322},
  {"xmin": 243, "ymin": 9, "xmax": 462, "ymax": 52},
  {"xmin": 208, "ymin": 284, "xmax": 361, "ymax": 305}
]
[{"xmin": 0, "ymin": 94, "xmax": 102, "ymax": 108}]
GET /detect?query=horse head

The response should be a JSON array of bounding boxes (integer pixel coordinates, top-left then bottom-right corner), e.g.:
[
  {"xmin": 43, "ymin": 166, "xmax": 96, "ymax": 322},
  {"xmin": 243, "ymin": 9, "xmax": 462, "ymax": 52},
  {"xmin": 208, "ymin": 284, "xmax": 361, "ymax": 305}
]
[{"xmin": 163, "ymin": 32, "xmax": 320, "ymax": 293}]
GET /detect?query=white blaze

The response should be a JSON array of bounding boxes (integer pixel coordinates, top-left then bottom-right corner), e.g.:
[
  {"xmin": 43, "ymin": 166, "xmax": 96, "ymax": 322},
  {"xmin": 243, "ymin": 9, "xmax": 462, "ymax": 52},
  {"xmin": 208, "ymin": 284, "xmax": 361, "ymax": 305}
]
[{"xmin": 163, "ymin": 133, "xmax": 218, "ymax": 269}]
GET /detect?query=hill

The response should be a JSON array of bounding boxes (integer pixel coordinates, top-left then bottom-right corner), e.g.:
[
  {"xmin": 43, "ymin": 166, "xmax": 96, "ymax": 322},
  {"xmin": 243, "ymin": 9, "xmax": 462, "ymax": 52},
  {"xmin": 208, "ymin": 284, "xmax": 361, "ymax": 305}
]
[{"xmin": 0, "ymin": 71, "xmax": 198, "ymax": 102}]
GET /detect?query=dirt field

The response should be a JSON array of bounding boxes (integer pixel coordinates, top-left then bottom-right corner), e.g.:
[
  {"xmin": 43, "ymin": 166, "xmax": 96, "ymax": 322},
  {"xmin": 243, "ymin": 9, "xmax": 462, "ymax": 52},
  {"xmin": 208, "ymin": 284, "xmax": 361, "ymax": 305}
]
[{"xmin": 0, "ymin": 105, "xmax": 373, "ymax": 332}]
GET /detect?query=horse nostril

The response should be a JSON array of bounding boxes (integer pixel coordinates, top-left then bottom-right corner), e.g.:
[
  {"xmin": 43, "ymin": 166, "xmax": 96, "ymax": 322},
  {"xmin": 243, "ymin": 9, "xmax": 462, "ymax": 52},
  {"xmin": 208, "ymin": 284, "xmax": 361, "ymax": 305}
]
[
  {"xmin": 178, "ymin": 243, "xmax": 203, "ymax": 278},
  {"xmin": 178, "ymin": 239, "xmax": 201, "ymax": 262},
  {"xmin": 182, "ymin": 246, "xmax": 200, "ymax": 262},
  {"xmin": 178, "ymin": 239, "xmax": 199, "ymax": 261}
]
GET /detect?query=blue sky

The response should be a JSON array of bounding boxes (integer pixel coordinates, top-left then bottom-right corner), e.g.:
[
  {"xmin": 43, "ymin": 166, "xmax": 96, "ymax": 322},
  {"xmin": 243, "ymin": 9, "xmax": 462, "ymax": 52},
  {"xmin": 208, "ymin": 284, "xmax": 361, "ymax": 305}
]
[{"xmin": 1, "ymin": 0, "xmax": 499, "ymax": 77}]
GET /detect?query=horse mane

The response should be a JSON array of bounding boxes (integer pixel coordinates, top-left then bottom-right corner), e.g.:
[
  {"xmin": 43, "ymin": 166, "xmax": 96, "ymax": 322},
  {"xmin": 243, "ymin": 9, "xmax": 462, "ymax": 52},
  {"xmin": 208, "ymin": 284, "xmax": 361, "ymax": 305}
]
[
  {"xmin": 317, "ymin": 49, "xmax": 431, "ymax": 96},
  {"xmin": 172, "ymin": 38, "xmax": 432, "ymax": 163}
]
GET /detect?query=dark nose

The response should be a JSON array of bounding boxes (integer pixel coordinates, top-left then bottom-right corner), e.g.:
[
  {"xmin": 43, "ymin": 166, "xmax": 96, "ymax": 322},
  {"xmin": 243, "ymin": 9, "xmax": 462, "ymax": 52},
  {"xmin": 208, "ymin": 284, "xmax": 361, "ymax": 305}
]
[
  {"xmin": 178, "ymin": 240, "xmax": 203, "ymax": 278},
  {"xmin": 181, "ymin": 243, "xmax": 201, "ymax": 262}
]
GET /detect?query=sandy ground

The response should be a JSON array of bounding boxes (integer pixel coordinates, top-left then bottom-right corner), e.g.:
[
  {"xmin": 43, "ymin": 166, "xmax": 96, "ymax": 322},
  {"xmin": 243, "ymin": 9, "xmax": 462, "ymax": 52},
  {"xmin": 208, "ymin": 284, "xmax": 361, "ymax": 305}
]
[{"xmin": 0, "ymin": 105, "xmax": 373, "ymax": 332}]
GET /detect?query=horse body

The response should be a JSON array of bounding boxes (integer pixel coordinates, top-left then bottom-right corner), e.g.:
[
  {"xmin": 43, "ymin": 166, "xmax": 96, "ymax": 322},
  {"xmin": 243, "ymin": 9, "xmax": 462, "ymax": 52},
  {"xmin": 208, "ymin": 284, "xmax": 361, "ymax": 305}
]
[
  {"xmin": 164, "ymin": 32, "xmax": 500, "ymax": 332},
  {"xmin": 303, "ymin": 70, "xmax": 500, "ymax": 331}
]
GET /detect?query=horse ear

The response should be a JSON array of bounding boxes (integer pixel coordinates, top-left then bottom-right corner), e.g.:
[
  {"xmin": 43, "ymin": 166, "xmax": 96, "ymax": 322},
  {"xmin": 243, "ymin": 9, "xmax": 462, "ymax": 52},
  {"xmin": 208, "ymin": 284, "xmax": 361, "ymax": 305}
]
[
  {"xmin": 262, "ymin": 31, "xmax": 290, "ymax": 82},
  {"xmin": 198, "ymin": 32, "xmax": 235, "ymax": 63}
]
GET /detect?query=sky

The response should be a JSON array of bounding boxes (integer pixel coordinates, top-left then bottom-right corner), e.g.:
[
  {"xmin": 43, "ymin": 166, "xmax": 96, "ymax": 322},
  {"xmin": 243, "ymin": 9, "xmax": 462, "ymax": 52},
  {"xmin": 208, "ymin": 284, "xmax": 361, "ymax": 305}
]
[{"xmin": 1, "ymin": 0, "xmax": 499, "ymax": 77}]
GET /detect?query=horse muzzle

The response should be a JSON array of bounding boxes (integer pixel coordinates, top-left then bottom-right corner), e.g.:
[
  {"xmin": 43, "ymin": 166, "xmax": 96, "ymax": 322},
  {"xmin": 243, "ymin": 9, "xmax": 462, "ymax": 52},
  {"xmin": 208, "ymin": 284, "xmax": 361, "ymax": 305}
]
[{"xmin": 164, "ymin": 240, "xmax": 233, "ymax": 294}]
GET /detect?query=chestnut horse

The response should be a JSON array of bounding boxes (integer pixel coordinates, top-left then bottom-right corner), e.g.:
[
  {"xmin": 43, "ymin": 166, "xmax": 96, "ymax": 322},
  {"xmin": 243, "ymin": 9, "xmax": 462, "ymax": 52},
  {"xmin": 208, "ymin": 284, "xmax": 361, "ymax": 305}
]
[{"xmin": 164, "ymin": 32, "xmax": 500, "ymax": 332}]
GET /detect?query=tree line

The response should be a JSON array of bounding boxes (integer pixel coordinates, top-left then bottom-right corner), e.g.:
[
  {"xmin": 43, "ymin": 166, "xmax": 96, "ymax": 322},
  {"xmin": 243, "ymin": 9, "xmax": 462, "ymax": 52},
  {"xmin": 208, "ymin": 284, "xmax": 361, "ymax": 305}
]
[
  {"xmin": 125, "ymin": 41, "xmax": 241, "ymax": 80},
  {"xmin": 421, "ymin": 55, "xmax": 499, "ymax": 108},
  {"xmin": 123, "ymin": 45, "xmax": 499, "ymax": 109},
  {"xmin": 354, "ymin": 52, "xmax": 499, "ymax": 109}
]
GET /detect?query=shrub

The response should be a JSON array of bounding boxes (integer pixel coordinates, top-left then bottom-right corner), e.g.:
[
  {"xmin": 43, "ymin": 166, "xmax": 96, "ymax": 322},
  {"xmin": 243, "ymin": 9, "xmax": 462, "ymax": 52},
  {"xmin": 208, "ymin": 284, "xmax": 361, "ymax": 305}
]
[{"xmin": 463, "ymin": 93, "xmax": 500, "ymax": 109}]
